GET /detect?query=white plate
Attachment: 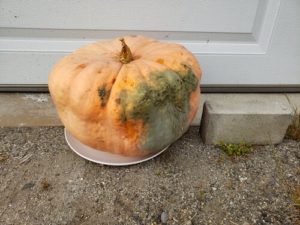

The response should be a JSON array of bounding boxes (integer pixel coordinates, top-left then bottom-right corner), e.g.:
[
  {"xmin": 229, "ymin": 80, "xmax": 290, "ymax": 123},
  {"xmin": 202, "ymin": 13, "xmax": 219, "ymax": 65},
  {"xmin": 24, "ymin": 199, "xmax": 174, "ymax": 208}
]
[{"xmin": 64, "ymin": 128, "xmax": 169, "ymax": 166}]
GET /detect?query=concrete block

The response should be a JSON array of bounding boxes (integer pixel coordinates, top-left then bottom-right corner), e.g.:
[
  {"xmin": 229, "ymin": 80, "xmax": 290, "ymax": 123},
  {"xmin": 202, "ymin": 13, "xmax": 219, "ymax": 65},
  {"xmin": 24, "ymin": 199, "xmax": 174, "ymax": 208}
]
[
  {"xmin": 200, "ymin": 94, "xmax": 293, "ymax": 145},
  {"xmin": 191, "ymin": 94, "xmax": 226, "ymax": 126},
  {"xmin": 286, "ymin": 94, "xmax": 300, "ymax": 114}
]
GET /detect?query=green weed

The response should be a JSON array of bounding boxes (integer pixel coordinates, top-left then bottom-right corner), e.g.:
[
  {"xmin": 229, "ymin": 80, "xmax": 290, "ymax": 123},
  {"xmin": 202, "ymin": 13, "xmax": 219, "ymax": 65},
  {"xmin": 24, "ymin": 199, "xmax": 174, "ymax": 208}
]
[
  {"xmin": 292, "ymin": 186, "xmax": 300, "ymax": 210},
  {"xmin": 286, "ymin": 113, "xmax": 300, "ymax": 141},
  {"xmin": 217, "ymin": 141, "xmax": 252, "ymax": 157}
]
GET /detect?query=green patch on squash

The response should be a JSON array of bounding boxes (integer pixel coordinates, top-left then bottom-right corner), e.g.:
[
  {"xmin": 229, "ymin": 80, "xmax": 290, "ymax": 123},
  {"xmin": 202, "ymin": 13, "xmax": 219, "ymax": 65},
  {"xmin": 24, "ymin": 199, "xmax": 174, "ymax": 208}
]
[
  {"xmin": 119, "ymin": 68, "xmax": 198, "ymax": 152},
  {"xmin": 98, "ymin": 86, "xmax": 111, "ymax": 107}
]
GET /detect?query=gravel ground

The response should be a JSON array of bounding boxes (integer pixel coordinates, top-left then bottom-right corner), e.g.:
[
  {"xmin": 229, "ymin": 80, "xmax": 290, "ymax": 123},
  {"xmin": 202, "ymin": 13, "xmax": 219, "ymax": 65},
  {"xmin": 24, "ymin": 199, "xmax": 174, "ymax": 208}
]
[{"xmin": 0, "ymin": 127, "xmax": 299, "ymax": 225}]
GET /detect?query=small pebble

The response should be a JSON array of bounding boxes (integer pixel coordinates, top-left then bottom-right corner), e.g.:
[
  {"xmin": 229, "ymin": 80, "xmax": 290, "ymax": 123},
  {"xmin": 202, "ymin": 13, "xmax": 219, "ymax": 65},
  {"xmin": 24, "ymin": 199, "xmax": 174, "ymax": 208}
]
[
  {"xmin": 185, "ymin": 220, "xmax": 192, "ymax": 225},
  {"xmin": 22, "ymin": 182, "xmax": 35, "ymax": 190},
  {"xmin": 239, "ymin": 176, "xmax": 248, "ymax": 182},
  {"xmin": 161, "ymin": 211, "xmax": 168, "ymax": 224},
  {"xmin": 295, "ymin": 151, "xmax": 300, "ymax": 159}
]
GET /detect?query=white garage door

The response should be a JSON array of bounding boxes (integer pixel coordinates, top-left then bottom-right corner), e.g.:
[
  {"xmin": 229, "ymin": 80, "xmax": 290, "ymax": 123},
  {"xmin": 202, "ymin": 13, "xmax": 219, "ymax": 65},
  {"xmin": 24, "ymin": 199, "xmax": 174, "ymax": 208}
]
[{"xmin": 0, "ymin": 0, "xmax": 299, "ymax": 91}]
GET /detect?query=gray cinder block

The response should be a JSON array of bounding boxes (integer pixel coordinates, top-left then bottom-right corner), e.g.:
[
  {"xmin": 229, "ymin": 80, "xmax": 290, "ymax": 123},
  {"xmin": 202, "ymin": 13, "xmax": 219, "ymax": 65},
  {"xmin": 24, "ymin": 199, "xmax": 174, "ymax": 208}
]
[{"xmin": 200, "ymin": 94, "xmax": 294, "ymax": 145}]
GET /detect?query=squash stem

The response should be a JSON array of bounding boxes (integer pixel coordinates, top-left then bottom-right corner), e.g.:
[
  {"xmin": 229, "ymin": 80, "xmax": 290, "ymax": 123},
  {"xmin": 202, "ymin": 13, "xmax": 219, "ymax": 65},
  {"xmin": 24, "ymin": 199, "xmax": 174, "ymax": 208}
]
[{"xmin": 119, "ymin": 38, "xmax": 133, "ymax": 64}]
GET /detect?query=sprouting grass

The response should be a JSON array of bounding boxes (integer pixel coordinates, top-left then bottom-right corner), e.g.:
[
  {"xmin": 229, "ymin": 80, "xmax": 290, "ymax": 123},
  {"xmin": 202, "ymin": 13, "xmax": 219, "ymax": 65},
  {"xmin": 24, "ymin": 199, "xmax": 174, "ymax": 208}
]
[
  {"xmin": 195, "ymin": 184, "xmax": 207, "ymax": 204},
  {"xmin": 286, "ymin": 113, "xmax": 300, "ymax": 141},
  {"xmin": 154, "ymin": 169, "xmax": 161, "ymax": 176},
  {"xmin": 217, "ymin": 141, "xmax": 252, "ymax": 157},
  {"xmin": 0, "ymin": 153, "xmax": 9, "ymax": 162},
  {"xmin": 292, "ymin": 186, "xmax": 300, "ymax": 210},
  {"xmin": 41, "ymin": 178, "xmax": 51, "ymax": 190}
]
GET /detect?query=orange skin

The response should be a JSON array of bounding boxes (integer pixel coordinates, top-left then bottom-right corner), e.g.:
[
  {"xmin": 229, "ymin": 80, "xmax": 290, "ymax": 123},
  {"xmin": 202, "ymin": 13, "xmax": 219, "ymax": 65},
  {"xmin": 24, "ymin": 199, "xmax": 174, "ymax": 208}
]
[{"xmin": 49, "ymin": 35, "xmax": 202, "ymax": 156}]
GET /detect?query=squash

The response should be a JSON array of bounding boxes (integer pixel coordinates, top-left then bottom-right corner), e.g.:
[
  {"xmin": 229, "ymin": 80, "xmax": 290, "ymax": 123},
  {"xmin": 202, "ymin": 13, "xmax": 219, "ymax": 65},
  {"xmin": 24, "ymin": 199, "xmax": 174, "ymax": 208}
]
[{"xmin": 49, "ymin": 35, "xmax": 202, "ymax": 157}]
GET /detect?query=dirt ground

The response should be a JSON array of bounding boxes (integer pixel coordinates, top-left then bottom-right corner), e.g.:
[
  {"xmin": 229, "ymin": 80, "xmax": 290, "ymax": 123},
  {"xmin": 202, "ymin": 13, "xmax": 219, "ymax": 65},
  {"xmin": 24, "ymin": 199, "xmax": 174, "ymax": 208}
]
[{"xmin": 0, "ymin": 127, "xmax": 299, "ymax": 225}]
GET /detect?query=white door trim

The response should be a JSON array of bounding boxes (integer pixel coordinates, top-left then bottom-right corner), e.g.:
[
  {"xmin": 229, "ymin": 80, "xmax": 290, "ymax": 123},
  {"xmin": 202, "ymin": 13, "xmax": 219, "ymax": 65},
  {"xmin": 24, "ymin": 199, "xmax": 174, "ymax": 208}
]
[{"xmin": 0, "ymin": 0, "xmax": 281, "ymax": 55}]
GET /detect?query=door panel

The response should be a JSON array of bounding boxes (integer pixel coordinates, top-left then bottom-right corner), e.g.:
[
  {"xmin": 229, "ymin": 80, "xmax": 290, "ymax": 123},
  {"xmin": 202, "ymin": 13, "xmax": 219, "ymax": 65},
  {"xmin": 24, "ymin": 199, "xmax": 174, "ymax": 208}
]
[
  {"xmin": 0, "ymin": 0, "xmax": 299, "ymax": 88},
  {"xmin": 0, "ymin": 0, "xmax": 259, "ymax": 32}
]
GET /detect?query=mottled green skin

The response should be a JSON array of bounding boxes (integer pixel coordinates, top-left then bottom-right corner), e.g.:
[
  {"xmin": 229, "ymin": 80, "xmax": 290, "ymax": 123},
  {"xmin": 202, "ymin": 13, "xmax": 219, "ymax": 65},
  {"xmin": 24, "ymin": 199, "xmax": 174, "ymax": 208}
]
[
  {"xmin": 119, "ymin": 68, "xmax": 198, "ymax": 152},
  {"xmin": 98, "ymin": 87, "xmax": 110, "ymax": 107}
]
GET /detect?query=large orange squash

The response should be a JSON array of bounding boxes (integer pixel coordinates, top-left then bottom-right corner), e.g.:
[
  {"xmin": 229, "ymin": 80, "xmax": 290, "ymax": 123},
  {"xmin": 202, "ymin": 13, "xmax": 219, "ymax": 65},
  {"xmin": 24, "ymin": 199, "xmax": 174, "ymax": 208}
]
[{"xmin": 49, "ymin": 35, "xmax": 202, "ymax": 157}]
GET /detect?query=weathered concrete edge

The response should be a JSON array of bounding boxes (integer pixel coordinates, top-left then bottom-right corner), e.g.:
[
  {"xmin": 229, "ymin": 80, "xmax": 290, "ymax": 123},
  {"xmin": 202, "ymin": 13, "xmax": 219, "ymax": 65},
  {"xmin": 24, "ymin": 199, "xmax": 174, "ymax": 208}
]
[
  {"xmin": 198, "ymin": 94, "xmax": 299, "ymax": 145},
  {"xmin": 0, "ymin": 93, "xmax": 299, "ymax": 128},
  {"xmin": 193, "ymin": 93, "xmax": 299, "ymax": 125},
  {"xmin": 285, "ymin": 93, "xmax": 300, "ymax": 114},
  {"xmin": 199, "ymin": 105, "xmax": 293, "ymax": 145}
]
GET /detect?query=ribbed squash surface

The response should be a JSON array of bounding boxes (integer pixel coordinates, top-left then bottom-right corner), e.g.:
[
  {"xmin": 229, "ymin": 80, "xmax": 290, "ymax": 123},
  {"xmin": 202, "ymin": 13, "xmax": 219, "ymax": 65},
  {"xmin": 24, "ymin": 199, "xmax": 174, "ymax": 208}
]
[{"xmin": 49, "ymin": 36, "xmax": 202, "ymax": 156}]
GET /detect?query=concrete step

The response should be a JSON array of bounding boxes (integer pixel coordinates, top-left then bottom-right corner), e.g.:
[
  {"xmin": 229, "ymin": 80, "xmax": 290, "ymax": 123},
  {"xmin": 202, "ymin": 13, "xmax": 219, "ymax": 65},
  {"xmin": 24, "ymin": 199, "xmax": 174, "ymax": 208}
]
[
  {"xmin": 0, "ymin": 93, "xmax": 299, "ymax": 145},
  {"xmin": 0, "ymin": 93, "xmax": 61, "ymax": 127},
  {"xmin": 199, "ymin": 94, "xmax": 295, "ymax": 145}
]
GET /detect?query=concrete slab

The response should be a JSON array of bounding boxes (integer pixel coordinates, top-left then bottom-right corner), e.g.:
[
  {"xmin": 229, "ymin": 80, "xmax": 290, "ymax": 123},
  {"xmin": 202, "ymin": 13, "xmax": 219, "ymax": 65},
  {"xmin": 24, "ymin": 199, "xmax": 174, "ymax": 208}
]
[
  {"xmin": 0, "ymin": 93, "xmax": 297, "ymax": 142},
  {"xmin": 0, "ymin": 93, "xmax": 206, "ymax": 127},
  {"xmin": 200, "ymin": 94, "xmax": 293, "ymax": 145},
  {"xmin": 0, "ymin": 93, "xmax": 62, "ymax": 127},
  {"xmin": 286, "ymin": 93, "xmax": 300, "ymax": 114}
]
